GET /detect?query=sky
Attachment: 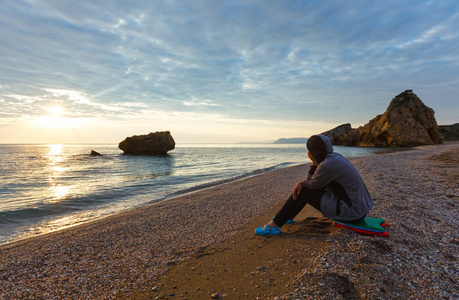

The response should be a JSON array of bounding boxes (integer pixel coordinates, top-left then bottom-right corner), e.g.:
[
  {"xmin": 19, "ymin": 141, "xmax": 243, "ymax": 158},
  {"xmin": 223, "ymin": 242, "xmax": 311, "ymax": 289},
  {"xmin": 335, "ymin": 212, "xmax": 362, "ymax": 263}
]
[{"xmin": 1, "ymin": 0, "xmax": 458, "ymax": 144}]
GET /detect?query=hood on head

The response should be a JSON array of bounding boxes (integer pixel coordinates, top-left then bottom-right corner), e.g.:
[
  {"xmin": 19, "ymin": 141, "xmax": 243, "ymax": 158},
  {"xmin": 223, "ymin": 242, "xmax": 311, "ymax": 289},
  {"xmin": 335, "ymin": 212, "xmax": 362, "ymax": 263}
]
[{"xmin": 306, "ymin": 134, "xmax": 334, "ymax": 163}]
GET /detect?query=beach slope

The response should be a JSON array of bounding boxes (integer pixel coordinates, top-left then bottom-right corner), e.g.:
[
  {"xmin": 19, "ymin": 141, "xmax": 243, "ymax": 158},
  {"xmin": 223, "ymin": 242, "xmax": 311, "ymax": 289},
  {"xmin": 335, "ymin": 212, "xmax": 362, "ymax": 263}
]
[{"xmin": 1, "ymin": 143, "xmax": 458, "ymax": 299}]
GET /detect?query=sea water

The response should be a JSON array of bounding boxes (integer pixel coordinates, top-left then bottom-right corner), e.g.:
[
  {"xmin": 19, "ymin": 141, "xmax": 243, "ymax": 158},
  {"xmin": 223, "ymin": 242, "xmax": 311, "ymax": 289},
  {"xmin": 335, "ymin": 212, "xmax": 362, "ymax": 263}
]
[{"xmin": 0, "ymin": 143, "xmax": 384, "ymax": 245}]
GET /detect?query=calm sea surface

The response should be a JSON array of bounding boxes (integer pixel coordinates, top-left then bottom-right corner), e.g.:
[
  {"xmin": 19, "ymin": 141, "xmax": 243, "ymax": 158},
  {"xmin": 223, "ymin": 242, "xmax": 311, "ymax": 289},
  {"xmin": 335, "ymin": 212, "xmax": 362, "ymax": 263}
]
[{"xmin": 0, "ymin": 143, "xmax": 384, "ymax": 245}]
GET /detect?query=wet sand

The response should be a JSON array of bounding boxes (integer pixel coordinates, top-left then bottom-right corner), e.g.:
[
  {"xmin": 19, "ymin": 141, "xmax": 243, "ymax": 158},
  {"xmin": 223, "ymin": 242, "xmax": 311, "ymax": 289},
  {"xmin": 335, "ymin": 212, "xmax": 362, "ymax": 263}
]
[{"xmin": 1, "ymin": 142, "xmax": 458, "ymax": 299}]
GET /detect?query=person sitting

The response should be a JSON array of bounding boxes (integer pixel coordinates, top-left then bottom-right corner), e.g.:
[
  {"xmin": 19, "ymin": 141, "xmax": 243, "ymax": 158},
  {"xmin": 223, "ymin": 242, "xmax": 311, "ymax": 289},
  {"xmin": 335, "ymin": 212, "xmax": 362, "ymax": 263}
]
[{"xmin": 256, "ymin": 134, "xmax": 374, "ymax": 235}]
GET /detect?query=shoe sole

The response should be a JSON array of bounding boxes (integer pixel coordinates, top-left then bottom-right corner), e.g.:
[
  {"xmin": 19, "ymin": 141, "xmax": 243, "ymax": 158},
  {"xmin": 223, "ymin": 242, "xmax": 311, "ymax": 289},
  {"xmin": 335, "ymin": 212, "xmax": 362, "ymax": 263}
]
[{"xmin": 255, "ymin": 229, "xmax": 281, "ymax": 235}]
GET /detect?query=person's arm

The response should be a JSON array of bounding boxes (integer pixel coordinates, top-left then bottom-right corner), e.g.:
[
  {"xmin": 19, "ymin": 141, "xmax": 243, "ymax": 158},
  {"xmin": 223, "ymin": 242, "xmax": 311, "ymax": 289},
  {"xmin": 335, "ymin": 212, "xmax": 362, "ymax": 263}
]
[
  {"xmin": 292, "ymin": 181, "xmax": 304, "ymax": 200},
  {"xmin": 305, "ymin": 163, "xmax": 335, "ymax": 190},
  {"xmin": 293, "ymin": 152, "xmax": 318, "ymax": 200}
]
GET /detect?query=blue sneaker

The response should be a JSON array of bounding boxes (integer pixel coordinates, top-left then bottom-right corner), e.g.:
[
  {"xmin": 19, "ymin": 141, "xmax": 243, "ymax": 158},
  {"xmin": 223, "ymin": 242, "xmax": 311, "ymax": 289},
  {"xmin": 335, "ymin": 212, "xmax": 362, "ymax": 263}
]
[{"xmin": 255, "ymin": 224, "xmax": 281, "ymax": 235}]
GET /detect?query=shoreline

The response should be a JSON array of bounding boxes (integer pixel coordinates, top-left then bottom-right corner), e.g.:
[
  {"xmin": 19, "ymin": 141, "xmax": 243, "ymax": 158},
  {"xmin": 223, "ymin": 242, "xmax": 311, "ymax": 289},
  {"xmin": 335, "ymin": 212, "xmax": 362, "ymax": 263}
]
[
  {"xmin": 0, "ymin": 160, "xmax": 296, "ymax": 247},
  {"xmin": 1, "ymin": 157, "xmax": 312, "ymax": 299},
  {"xmin": 0, "ymin": 143, "xmax": 392, "ymax": 247},
  {"xmin": 1, "ymin": 143, "xmax": 458, "ymax": 299},
  {"xmin": 0, "ymin": 143, "xmax": 384, "ymax": 247}
]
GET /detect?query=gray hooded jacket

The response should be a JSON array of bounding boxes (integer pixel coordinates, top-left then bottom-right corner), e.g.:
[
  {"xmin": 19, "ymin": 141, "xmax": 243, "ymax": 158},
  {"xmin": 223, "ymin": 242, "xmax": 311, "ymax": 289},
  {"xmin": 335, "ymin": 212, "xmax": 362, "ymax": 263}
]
[{"xmin": 304, "ymin": 135, "xmax": 374, "ymax": 221}]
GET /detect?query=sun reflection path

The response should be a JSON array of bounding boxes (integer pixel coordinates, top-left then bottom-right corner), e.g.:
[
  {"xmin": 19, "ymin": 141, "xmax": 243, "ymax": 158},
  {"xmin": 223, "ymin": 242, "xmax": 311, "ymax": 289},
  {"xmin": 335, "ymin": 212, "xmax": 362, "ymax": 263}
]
[
  {"xmin": 48, "ymin": 144, "xmax": 63, "ymax": 156},
  {"xmin": 46, "ymin": 144, "xmax": 70, "ymax": 203}
]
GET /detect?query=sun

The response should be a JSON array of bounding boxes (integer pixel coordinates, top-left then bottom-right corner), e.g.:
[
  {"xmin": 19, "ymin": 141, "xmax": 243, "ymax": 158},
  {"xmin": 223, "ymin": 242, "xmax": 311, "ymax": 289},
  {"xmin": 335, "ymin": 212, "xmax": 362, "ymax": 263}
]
[
  {"xmin": 32, "ymin": 106, "xmax": 83, "ymax": 129},
  {"xmin": 47, "ymin": 106, "xmax": 65, "ymax": 116}
]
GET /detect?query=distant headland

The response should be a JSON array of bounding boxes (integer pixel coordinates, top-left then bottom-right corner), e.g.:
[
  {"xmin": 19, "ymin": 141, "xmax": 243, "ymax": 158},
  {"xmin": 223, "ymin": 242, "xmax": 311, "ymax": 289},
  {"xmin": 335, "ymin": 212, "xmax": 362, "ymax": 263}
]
[{"xmin": 273, "ymin": 137, "xmax": 308, "ymax": 144}]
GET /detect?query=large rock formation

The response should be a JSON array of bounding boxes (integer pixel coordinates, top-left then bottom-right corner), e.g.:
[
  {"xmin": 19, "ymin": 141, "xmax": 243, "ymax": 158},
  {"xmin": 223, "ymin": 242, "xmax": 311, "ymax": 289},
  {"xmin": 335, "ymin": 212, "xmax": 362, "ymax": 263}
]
[
  {"xmin": 119, "ymin": 131, "xmax": 175, "ymax": 155},
  {"xmin": 321, "ymin": 90, "xmax": 444, "ymax": 147},
  {"xmin": 320, "ymin": 123, "xmax": 353, "ymax": 145},
  {"xmin": 358, "ymin": 90, "xmax": 444, "ymax": 146}
]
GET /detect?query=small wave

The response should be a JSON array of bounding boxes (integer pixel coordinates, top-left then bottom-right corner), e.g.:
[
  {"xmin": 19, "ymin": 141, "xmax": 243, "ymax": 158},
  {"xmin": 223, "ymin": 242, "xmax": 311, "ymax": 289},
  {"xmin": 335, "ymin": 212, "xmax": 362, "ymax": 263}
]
[
  {"xmin": 0, "ymin": 206, "xmax": 54, "ymax": 224},
  {"xmin": 275, "ymin": 162, "xmax": 298, "ymax": 168},
  {"xmin": 161, "ymin": 162, "xmax": 297, "ymax": 201},
  {"xmin": 0, "ymin": 186, "xmax": 138, "ymax": 224}
]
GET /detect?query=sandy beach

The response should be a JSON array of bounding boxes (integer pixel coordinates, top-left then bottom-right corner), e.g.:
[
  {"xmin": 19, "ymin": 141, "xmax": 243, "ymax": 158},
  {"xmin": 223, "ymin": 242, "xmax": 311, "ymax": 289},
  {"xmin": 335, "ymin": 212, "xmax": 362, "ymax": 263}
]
[{"xmin": 1, "ymin": 143, "xmax": 458, "ymax": 299}]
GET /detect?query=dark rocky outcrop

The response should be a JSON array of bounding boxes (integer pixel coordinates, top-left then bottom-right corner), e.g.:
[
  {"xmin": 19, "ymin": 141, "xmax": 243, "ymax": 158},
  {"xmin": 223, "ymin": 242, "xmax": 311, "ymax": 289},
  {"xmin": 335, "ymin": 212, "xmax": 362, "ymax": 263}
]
[
  {"xmin": 90, "ymin": 150, "xmax": 102, "ymax": 156},
  {"xmin": 357, "ymin": 90, "xmax": 443, "ymax": 146},
  {"xmin": 118, "ymin": 131, "xmax": 175, "ymax": 155},
  {"xmin": 320, "ymin": 123, "xmax": 353, "ymax": 145},
  {"xmin": 438, "ymin": 123, "xmax": 459, "ymax": 141},
  {"xmin": 320, "ymin": 90, "xmax": 444, "ymax": 147}
]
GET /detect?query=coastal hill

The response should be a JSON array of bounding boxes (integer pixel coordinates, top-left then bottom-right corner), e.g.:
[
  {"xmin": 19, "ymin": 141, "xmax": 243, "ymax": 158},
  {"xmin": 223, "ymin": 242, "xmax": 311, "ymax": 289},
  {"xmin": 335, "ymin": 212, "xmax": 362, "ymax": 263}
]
[
  {"xmin": 274, "ymin": 121, "xmax": 458, "ymax": 145},
  {"xmin": 439, "ymin": 123, "xmax": 459, "ymax": 141},
  {"xmin": 274, "ymin": 90, "xmax": 456, "ymax": 147},
  {"xmin": 321, "ymin": 90, "xmax": 445, "ymax": 147},
  {"xmin": 273, "ymin": 137, "xmax": 308, "ymax": 144}
]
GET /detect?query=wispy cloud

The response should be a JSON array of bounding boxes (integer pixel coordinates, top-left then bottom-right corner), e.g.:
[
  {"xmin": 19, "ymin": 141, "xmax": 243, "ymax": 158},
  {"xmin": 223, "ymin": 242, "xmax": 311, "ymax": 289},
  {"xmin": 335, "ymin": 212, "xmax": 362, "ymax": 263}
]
[{"xmin": 1, "ymin": 0, "xmax": 458, "ymax": 143}]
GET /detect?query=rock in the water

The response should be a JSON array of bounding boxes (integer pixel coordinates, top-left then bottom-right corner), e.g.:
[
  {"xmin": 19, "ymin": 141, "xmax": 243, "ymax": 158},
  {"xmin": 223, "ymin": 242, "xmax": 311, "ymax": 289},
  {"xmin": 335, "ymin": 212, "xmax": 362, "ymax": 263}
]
[
  {"xmin": 320, "ymin": 90, "xmax": 444, "ymax": 147},
  {"xmin": 118, "ymin": 131, "xmax": 175, "ymax": 155},
  {"xmin": 90, "ymin": 150, "xmax": 102, "ymax": 156}
]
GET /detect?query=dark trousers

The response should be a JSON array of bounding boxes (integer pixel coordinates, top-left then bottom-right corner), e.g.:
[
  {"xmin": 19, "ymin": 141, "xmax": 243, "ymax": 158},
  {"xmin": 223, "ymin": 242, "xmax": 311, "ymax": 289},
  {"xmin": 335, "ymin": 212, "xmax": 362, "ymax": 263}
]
[{"xmin": 273, "ymin": 187, "xmax": 325, "ymax": 227}]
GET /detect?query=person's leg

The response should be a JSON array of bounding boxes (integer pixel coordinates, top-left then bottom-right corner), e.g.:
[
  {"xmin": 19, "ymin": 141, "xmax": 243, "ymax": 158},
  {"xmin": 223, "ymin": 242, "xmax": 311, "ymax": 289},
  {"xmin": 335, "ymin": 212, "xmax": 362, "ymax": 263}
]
[
  {"xmin": 272, "ymin": 194, "xmax": 307, "ymax": 227},
  {"xmin": 272, "ymin": 187, "xmax": 325, "ymax": 227}
]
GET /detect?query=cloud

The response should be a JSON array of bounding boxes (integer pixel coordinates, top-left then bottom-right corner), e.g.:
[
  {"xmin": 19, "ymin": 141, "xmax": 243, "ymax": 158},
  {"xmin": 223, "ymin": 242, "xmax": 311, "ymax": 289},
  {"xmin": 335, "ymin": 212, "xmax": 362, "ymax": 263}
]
[{"xmin": 1, "ymin": 0, "xmax": 458, "ymax": 143}]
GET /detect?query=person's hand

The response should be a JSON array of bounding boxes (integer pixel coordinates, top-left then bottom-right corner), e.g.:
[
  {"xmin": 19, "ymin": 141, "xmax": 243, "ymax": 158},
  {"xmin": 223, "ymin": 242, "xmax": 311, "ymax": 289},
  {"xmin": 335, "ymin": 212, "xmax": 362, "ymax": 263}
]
[
  {"xmin": 308, "ymin": 151, "xmax": 317, "ymax": 166},
  {"xmin": 292, "ymin": 182, "xmax": 304, "ymax": 200}
]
